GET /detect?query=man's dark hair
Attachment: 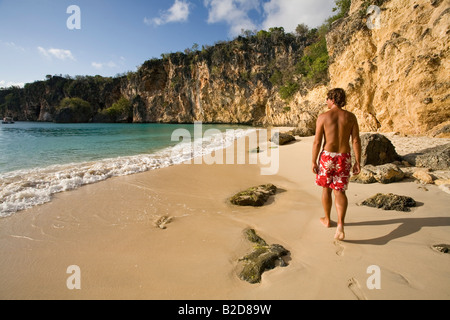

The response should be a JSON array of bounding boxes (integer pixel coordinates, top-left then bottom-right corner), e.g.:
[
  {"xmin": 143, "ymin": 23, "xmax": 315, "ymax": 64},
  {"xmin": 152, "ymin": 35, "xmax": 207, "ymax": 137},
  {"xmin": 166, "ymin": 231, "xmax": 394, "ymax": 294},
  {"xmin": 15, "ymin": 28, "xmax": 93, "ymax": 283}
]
[{"xmin": 327, "ymin": 88, "xmax": 347, "ymax": 108}]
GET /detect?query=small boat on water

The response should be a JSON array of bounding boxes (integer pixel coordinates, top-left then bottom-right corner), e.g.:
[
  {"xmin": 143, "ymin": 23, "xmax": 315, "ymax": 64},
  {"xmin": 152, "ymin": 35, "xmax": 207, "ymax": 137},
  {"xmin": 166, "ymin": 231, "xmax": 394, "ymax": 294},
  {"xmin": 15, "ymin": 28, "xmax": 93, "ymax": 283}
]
[{"xmin": 2, "ymin": 117, "xmax": 15, "ymax": 124}]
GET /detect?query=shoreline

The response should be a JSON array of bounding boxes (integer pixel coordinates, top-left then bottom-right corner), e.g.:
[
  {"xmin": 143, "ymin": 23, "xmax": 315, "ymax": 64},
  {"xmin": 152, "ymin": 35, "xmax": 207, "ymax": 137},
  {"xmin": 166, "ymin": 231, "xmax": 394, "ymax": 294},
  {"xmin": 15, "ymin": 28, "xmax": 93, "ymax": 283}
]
[
  {"xmin": 0, "ymin": 131, "xmax": 449, "ymax": 300},
  {"xmin": 0, "ymin": 123, "xmax": 257, "ymax": 218}
]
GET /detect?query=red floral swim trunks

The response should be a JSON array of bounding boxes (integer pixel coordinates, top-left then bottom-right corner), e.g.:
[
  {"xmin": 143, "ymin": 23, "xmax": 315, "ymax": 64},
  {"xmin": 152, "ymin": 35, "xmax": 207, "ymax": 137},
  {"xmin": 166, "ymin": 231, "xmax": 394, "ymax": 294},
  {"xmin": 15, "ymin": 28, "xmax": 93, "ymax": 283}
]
[{"xmin": 315, "ymin": 151, "xmax": 353, "ymax": 191}]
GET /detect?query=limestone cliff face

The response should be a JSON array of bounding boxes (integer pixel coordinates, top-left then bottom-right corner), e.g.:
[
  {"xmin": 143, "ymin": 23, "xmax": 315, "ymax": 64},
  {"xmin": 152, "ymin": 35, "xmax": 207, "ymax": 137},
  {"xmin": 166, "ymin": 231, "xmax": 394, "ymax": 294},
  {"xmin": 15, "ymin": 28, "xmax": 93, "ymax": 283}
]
[
  {"xmin": 2, "ymin": 33, "xmax": 327, "ymax": 127},
  {"xmin": 327, "ymin": 0, "xmax": 450, "ymax": 134},
  {"xmin": 0, "ymin": 76, "xmax": 122, "ymax": 122},
  {"xmin": 121, "ymin": 36, "xmax": 326, "ymax": 127}
]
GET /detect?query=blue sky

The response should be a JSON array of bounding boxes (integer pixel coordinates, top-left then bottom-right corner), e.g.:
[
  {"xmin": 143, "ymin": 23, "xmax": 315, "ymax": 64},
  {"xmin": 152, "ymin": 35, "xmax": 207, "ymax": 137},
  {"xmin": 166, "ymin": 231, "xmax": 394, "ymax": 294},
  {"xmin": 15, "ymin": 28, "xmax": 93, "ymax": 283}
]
[{"xmin": 0, "ymin": 0, "xmax": 336, "ymax": 88}]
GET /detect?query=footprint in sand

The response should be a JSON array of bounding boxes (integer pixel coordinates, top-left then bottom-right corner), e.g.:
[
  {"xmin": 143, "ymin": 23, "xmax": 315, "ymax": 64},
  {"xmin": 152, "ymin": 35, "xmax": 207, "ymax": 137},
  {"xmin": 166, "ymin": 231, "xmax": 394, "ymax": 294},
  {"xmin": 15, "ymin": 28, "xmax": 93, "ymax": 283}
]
[
  {"xmin": 334, "ymin": 240, "xmax": 345, "ymax": 256},
  {"xmin": 348, "ymin": 278, "xmax": 367, "ymax": 300}
]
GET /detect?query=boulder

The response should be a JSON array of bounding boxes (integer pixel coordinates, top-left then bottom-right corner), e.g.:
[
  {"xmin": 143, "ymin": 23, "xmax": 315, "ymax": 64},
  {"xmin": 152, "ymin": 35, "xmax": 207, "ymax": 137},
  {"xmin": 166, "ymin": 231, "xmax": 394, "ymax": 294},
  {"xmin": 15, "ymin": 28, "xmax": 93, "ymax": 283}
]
[
  {"xmin": 412, "ymin": 170, "xmax": 434, "ymax": 184},
  {"xmin": 403, "ymin": 143, "xmax": 450, "ymax": 170},
  {"xmin": 429, "ymin": 121, "xmax": 450, "ymax": 138},
  {"xmin": 351, "ymin": 163, "xmax": 405, "ymax": 184},
  {"xmin": 238, "ymin": 229, "xmax": 290, "ymax": 284},
  {"xmin": 289, "ymin": 126, "xmax": 315, "ymax": 137},
  {"xmin": 360, "ymin": 193, "xmax": 416, "ymax": 212},
  {"xmin": 357, "ymin": 133, "xmax": 401, "ymax": 166},
  {"xmin": 230, "ymin": 184, "xmax": 277, "ymax": 207},
  {"xmin": 435, "ymin": 179, "xmax": 450, "ymax": 186},
  {"xmin": 350, "ymin": 166, "xmax": 377, "ymax": 184},
  {"xmin": 289, "ymin": 112, "xmax": 317, "ymax": 137},
  {"xmin": 270, "ymin": 132, "xmax": 296, "ymax": 145}
]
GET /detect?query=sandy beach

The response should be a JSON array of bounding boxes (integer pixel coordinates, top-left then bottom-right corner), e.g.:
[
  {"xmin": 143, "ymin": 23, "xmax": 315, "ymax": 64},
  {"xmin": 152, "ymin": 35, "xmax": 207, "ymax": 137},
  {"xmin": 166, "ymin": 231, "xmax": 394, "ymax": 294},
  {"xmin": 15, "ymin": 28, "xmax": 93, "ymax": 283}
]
[{"xmin": 0, "ymin": 130, "xmax": 449, "ymax": 300}]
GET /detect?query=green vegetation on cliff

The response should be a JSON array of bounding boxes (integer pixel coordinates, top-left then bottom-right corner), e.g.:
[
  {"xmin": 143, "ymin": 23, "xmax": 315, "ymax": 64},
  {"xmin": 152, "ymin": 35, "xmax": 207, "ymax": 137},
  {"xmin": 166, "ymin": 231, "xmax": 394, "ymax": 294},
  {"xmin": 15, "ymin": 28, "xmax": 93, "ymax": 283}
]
[
  {"xmin": 58, "ymin": 97, "xmax": 91, "ymax": 113},
  {"xmin": 0, "ymin": 75, "xmax": 122, "ymax": 122},
  {"xmin": 294, "ymin": 0, "xmax": 352, "ymax": 87},
  {"xmin": 99, "ymin": 97, "xmax": 132, "ymax": 123},
  {"xmin": 55, "ymin": 97, "xmax": 92, "ymax": 123}
]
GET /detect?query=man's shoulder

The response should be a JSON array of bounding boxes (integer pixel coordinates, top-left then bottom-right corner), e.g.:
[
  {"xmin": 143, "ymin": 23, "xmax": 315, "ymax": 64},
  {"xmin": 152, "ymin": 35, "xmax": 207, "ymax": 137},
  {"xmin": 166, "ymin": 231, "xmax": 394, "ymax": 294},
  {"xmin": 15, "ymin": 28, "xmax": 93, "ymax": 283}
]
[
  {"xmin": 318, "ymin": 110, "xmax": 331, "ymax": 118},
  {"xmin": 343, "ymin": 109, "xmax": 357, "ymax": 119}
]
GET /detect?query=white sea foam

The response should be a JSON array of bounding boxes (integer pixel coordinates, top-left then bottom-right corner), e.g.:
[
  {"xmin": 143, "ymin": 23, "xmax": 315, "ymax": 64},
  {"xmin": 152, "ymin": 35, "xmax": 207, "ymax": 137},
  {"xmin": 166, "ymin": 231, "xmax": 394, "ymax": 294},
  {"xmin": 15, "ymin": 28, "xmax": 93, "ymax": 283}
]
[{"xmin": 0, "ymin": 128, "xmax": 255, "ymax": 217}]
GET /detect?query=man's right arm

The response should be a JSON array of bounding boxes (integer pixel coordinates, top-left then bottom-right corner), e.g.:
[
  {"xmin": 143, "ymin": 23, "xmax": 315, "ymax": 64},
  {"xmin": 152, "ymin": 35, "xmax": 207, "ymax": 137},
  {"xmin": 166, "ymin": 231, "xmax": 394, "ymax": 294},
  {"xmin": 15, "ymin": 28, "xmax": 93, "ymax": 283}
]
[{"xmin": 351, "ymin": 114, "xmax": 361, "ymax": 175}]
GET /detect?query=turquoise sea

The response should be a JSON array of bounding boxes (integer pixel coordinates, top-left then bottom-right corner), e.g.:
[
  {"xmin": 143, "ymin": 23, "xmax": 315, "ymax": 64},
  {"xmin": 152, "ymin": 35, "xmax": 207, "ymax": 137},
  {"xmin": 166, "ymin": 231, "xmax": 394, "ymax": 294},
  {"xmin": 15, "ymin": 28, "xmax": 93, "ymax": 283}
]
[{"xmin": 0, "ymin": 122, "xmax": 254, "ymax": 217}]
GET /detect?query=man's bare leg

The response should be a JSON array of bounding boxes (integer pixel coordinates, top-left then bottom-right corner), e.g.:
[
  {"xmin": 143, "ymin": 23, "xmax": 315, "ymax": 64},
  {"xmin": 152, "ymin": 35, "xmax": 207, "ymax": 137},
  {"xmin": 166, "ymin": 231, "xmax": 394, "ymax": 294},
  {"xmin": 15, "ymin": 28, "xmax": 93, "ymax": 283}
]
[
  {"xmin": 320, "ymin": 187, "xmax": 333, "ymax": 228},
  {"xmin": 334, "ymin": 190, "xmax": 348, "ymax": 240}
]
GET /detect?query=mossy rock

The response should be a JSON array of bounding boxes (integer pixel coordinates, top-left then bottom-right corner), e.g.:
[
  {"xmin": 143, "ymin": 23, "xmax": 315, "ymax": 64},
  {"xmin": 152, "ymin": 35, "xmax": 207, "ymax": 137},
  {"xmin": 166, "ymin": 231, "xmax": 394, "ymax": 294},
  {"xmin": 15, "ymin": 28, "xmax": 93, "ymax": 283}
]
[
  {"xmin": 360, "ymin": 193, "xmax": 416, "ymax": 212},
  {"xmin": 230, "ymin": 184, "xmax": 277, "ymax": 207},
  {"xmin": 238, "ymin": 229, "xmax": 289, "ymax": 284}
]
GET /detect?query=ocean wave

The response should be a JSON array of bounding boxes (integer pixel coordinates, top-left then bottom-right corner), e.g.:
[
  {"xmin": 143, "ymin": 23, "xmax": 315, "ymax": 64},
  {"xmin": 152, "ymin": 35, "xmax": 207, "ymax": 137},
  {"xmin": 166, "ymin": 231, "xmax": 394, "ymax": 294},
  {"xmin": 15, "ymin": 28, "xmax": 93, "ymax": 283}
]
[{"xmin": 0, "ymin": 128, "xmax": 255, "ymax": 217}]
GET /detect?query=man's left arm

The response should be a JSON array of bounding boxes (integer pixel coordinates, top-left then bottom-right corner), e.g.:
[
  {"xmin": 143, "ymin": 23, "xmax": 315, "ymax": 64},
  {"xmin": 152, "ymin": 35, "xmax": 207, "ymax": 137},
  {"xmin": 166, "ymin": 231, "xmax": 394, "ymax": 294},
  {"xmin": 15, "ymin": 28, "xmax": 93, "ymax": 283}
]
[
  {"xmin": 312, "ymin": 116, "xmax": 324, "ymax": 174},
  {"xmin": 351, "ymin": 114, "xmax": 362, "ymax": 175}
]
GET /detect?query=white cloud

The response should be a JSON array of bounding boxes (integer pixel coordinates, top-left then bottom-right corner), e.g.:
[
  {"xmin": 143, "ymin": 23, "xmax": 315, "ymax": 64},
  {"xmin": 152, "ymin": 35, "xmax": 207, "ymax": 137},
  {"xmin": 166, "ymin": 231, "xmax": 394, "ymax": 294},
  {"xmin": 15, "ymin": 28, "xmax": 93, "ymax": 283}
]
[
  {"xmin": 204, "ymin": 0, "xmax": 260, "ymax": 36},
  {"xmin": 262, "ymin": 0, "xmax": 335, "ymax": 31},
  {"xmin": 91, "ymin": 61, "xmax": 118, "ymax": 70},
  {"xmin": 202, "ymin": 0, "xmax": 335, "ymax": 36},
  {"xmin": 0, "ymin": 80, "xmax": 25, "ymax": 88},
  {"xmin": 145, "ymin": 0, "xmax": 191, "ymax": 26},
  {"xmin": 38, "ymin": 47, "xmax": 75, "ymax": 61}
]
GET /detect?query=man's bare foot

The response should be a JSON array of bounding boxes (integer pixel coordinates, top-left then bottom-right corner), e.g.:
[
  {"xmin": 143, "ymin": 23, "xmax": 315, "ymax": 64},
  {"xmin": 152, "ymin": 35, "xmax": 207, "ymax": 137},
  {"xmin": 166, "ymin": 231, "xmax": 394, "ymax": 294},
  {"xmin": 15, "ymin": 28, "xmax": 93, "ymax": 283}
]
[
  {"xmin": 335, "ymin": 225, "xmax": 345, "ymax": 241},
  {"xmin": 320, "ymin": 217, "xmax": 331, "ymax": 228}
]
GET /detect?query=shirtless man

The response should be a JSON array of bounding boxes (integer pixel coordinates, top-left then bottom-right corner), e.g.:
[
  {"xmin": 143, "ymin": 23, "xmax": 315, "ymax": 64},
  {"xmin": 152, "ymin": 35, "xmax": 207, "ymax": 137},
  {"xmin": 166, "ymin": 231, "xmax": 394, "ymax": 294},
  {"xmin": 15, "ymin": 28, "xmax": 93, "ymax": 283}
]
[{"xmin": 311, "ymin": 88, "xmax": 361, "ymax": 241}]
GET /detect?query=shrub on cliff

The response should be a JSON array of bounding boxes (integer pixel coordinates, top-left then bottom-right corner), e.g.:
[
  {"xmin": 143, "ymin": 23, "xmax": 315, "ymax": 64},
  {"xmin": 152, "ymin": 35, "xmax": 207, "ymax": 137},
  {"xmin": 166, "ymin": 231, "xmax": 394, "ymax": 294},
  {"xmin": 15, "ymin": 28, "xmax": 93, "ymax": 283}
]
[
  {"xmin": 55, "ymin": 97, "xmax": 92, "ymax": 123},
  {"xmin": 293, "ymin": 0, "xmax": 351, "ymax": 86},
  {"xmin": 279, "ymin": 81, "xmax": 300, "ymax": 101},
  {"xmin": 331, "ymin": 0, "xmax": 352, "ymax": 22},
  {"xmin": 99, "ymin": 97, "xmax": 132, "ymax": 122},
  {"xmin": 58, "ymin": 97, "xmax": 91, "ymax": 112},
  {"xmin": 0, "ymin": 87, "xmax": 23, "ymax": 119},
  {"xmin": 296, "ymin": 35, "xmax": 329, "ymax": 84}
]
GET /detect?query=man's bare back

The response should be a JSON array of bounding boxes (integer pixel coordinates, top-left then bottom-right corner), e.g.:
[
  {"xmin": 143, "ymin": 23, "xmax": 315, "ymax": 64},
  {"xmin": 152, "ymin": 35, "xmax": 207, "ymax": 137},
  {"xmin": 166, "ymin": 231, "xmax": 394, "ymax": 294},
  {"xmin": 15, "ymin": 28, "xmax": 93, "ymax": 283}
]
[
  {"xmin": 312, "ymin": 103, "xmax": 361, "ymax": 174},
  {"xmin": 319, "ymin": 107, "xmax": 358, "ymax": 154}
]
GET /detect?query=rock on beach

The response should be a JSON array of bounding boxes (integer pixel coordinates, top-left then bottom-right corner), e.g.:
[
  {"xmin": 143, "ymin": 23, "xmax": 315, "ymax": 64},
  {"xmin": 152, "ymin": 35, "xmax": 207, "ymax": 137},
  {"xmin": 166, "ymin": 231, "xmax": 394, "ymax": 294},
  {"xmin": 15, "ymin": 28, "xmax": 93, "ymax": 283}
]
[
  {"xmin": 360, "ymin": 193, "xmax": 417, "ymax": 212},
  {"xmin": 230, "ymin": 184, "xmax": 278, "ymax": 207},
  {"xmin": 238, "ymin": 229, "xmax": 290, "ymax": 284}
]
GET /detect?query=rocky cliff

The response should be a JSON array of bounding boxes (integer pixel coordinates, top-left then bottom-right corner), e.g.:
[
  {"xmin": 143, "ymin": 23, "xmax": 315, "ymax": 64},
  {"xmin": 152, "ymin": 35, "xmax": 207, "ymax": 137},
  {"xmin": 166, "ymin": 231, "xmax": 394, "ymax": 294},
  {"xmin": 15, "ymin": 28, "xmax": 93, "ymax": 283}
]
[
  {"xmin": 1, "ymin": 0, "xmax": 448, "ymax": 135},
  {"xmin": 1, "ymin": 30, "xmax": 325, "ymax": 127},
  {"xmin": 0, "ymin": 75, "xmax": 122, "ymax": 122},
  {"xmin": 327, "ymin": 0, "xmax": 450, "ymax": 135},
  {"xmin": 122, "ymin": 33, "xmax": 325, "ymax": 127}
]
